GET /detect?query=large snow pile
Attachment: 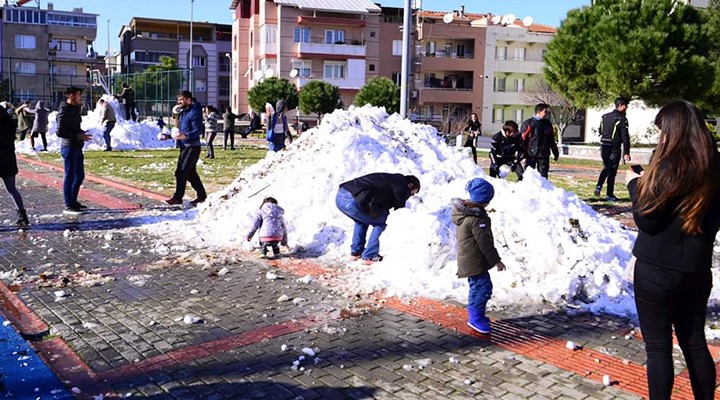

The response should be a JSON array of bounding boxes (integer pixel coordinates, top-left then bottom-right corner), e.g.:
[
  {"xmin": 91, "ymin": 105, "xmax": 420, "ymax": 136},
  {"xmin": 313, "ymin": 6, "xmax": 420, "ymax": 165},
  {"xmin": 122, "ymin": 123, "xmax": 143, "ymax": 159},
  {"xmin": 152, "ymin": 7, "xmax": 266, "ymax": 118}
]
[
  {"xmin": 190, "ymin": 105, "xmax": 646, "ymax": 316},
  {"xmin": 15, "ymin": 95, "xmax": 174, "ymax": 153}
]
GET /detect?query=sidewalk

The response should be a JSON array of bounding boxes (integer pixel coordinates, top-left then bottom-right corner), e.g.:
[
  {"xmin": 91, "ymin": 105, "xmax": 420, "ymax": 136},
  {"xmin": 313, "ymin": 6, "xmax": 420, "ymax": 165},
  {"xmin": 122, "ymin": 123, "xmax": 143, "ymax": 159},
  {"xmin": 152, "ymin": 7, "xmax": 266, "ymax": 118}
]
[{"xmin": 0, "ymin": 157, "xmax": 710, "ymax": 399}]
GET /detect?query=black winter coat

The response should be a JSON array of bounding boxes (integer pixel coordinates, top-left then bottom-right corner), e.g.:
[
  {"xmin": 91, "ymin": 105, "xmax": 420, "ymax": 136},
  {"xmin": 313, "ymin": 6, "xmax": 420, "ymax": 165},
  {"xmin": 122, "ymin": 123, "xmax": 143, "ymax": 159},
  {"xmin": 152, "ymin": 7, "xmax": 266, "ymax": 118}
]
[
  {"xmin": 339, "ymin": 173, "xmax": 412, "ymax": 218},
  {"xmin": 0, "ymin": 105, "xmax": 18, "ymax": 177},
  {"xmin": 628, "ymin": 158, "xmax": 720, "ymax": 272},
  {"xmin": 56, "ymin": 101, "xmax": 84, "ymax": 147},
  {"xmin": 599, "ymin": 109, "xmax": 630, "ymax": 155},
  {"xmin": 451, "ymin": 199, "xmax": 501, "ymax": 278}
]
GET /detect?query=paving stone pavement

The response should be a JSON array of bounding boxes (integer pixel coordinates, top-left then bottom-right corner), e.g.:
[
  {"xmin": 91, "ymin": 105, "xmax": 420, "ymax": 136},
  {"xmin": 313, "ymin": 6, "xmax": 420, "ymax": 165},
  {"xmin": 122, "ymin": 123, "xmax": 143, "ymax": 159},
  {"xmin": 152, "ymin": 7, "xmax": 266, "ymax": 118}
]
[{"xmin": 0, "ymin": 157, "xmax": 714, "ymax": 399}]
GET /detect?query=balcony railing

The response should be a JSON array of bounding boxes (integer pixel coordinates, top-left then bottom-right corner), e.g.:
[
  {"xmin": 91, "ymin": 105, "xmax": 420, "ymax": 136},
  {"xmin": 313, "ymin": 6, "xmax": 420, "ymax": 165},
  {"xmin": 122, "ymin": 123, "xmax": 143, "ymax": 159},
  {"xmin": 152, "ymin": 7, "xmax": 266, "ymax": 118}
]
[
  {"xmin": 418, "ymin": 50, "xmax": 474, "ymax": 59},
  {"xmin": 297, "ymin": 42, "xmax": 366, "ymax": 57},
  {"xmin": 296, "ymin": 76, "xmax": 364, "ymax": 90}
]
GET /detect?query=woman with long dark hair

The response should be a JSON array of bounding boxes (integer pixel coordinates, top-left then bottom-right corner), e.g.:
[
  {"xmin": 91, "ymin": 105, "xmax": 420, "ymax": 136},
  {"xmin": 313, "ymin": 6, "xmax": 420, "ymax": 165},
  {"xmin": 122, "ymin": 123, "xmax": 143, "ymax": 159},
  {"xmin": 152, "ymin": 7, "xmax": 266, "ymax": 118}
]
[
  {"xmin": 463, "ymin": 112, "xmax": 481, "ymax": 164},
  {"xmin": 626, "ymin": 100, "xmax": 720, "ymax": 399}
]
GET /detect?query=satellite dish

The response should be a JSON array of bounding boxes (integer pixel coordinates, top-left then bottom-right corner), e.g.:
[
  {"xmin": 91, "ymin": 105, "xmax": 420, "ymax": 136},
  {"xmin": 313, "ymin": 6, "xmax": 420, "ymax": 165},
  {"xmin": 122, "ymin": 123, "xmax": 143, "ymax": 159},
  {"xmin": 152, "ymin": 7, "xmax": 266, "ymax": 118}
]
[
  {"xmin": 506, "ymin": 14, "xmax": 516, "ymax": 24},
  {"xmin": 253, "ymin": 70, "xmax": 264, "ymax": 81},
  {"xmin": 491, "ymin": 15, "xmax": 501, "ymax": 25},
  {"xmin": 442, "ymin": 13, "xmax": 454, "ymax": 24},
  {"xmin": 522, "ymin": 16, "xmax": 534, "ymax": 27},
  {"xmin": 264, "ymin": 68, "xmax": 275, "ymax": 78},
  {"xmin": 289, "ymin": 69, "xmax": 298, "ymax": 78}
]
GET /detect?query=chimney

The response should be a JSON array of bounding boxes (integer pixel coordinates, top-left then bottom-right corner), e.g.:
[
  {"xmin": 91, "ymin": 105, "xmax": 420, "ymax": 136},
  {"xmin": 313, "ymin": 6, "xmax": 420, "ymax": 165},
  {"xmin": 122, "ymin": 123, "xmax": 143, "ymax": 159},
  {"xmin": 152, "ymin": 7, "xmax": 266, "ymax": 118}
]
[
  {"xmin": 47, "ymin": 2, "xmax": 54, "ymax": 10},
  {"xmin": 460, "ymin": 5, "xmax": 465, "ymax": 18}
]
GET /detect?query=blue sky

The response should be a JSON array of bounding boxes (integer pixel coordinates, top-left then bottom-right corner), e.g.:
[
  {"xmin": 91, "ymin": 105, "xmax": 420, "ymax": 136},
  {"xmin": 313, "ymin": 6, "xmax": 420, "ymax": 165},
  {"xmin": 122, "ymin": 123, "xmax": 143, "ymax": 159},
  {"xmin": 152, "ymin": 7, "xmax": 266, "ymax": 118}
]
[{"xmin": 41, "ymin": 0, "xmax": 590, "ymax": 54}]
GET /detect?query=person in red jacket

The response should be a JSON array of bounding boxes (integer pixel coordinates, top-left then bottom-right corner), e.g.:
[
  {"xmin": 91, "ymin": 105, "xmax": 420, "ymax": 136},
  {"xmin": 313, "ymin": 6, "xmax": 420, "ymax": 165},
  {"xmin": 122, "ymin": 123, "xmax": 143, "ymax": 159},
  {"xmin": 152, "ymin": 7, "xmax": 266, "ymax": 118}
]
[{"xmin": 626, "ymin": 100, "xmax": 720, "ymax": 400}]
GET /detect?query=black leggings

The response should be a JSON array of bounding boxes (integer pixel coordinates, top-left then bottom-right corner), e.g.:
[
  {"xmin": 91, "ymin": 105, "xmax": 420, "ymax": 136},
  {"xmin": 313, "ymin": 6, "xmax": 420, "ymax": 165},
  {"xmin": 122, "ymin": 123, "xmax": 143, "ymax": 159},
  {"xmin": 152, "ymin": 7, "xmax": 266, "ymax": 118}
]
[
  {"xmin": 463, "ymin": 138, "xmax": 477, "ymax": 164},
  {"xmin": 223, "ymin": 129, "xmax": 234, "ymax": 149},
  {"xmin": 2, "ymin": 175, "xmax": 24, "ymax": 210},
  {"xmin": 634, "ymin": 260, "xmax": 715, "ymax": 400}
]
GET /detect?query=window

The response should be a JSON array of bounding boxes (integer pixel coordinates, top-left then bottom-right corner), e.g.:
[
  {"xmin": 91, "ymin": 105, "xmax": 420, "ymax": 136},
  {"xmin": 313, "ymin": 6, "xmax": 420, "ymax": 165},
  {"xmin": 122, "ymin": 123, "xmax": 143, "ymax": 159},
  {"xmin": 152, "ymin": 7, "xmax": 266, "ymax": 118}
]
[
  {"xmin": 192, "ymin": 56, "xmax": 206, "ymax": 68},
  {"xmin": 194, "ymin": 79, "xmax": 206, "ymax": 92},
  {"xmin": 391, "ymin": 72, "xmax": 401, "ymax": 86},
  {"xmin": 250, "ymin": 31, "xmax": 253, "ymax": 48},
  {"xmin": 423, "ymin": 105, "xmax": 434, "ymax": 119},
  {"xmin": 514, "ymin": 109, "xmax": 523, "ymax": 122},
  {"xmin": 219, "ymin": 53, "xmax": 231, "ymax": 72},
  {"xmin": 456, "ymin": 44, "xmax": 466, "ymax": 58},
  {"xmin": 265, "ymin": 24, "xmax": 276, "ymax": 44},
  {"xmin": 57, "ymin": 39, "xmax": 77, "ymax": 52},
  {"xmin": 293, "ymin": 27, "xmax": 310, "ymax": 43},
  {"xmin": 53, "ymin": 65, "xmax": 77, "ymax": 76},
  {"xmin": 494, "ymin": 77, "xmax": 506, "ymax": 92},
  {"xmin": 493, "ymin": 108, "xmax": 504, "ymax": 123},
  {"xmin": 18, "ymin": 89, "xmax": 34, "ymax": 101},
  {"xmin": 496, "ymin": 46, "xmax": 507, "ymax": 60},
  {"xmin": 291, "ymin": 60, "xmax": 311, "ymax": 78},
  {"xmin": 514, "ymin": 47, "xmax": 526, "ymax": 61},
  {"xmin": 15, "ymin": 62, "xmax": 36, "ymax": 74},
  {"xmin": 513, "ymin": 78, "xmax": 524, "ymax": 92},
  {"xmin": 368, "ymin": 64, "xmax": 375, "ymax": 72},
  {"xmin": 425, "ymin": 41, "xmax": 436, "ymax": 55},
  {"xmin": 325, "ymin": 30, "xmax": 345, "ymax": 44},
  {"xmin": 15, "ymin": 34, "xmax": 36, "ymax": 49},
  {"xmin": 392, "ymin": 40, "xmax": 403, "ymax": 56},
  {"xmin": 370, "ymin": 31, "xmax": 376, "ymax": 38},
  {"xmin": 324, "ymin": 62, "xmax": 346, "ymax": 79}
]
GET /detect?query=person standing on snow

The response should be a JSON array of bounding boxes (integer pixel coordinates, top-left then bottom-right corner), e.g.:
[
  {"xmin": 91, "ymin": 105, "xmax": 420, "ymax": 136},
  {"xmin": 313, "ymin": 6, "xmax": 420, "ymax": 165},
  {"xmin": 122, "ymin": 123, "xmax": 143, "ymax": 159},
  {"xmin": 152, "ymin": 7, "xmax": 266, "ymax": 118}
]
[
  {"xmin": 520, "ymin": 103, "xmax": 559, "ymax": 179},
  {"xmin": 163, "ymin": 90, "xmax": 207, "ymax": 206},
  {"xmin": 595, "ymin": 97, "xmax": 631, "ymax": 201},
  {"xmin": 452, "ymin": 178, "xmax": 506, "ymax": 334},
  {"xmin": 15, "ymin": 101, "xmax": 33, "ymax": 141},
  {"xmin": 0, "ymin": 102, "xmax": 29, "ymax": 226},
  {"xmin": 120, "ymin": 82, "xmax": 137, "ymax": 122},
  {"xmin": 335, "ymin": 173, "xmax": 421, "ymax": 265},
  {"xmin": 246, "ymin": 196, "xmax": 289, "ymax": 258},
  {"xmin": 489, "ymin": 120, "xmax": 523, "ymax": 180},
  {"xmin": 98, "ymin": 99, "xmax": 116, "ymax": 151},
  {"xmin": 463, "ymin": 112, "xmax": 482, "ymax": 164},
  {"xmin": 27, "ymin": 100, "xmax": 50, "ymax": 151},
  {"xmin": 267, "ymin": 99, "xmax": 289, "ymax": 152},
  {"xmin": 222, "ymin": 106, "xmax": 237, "ymax": 150}
]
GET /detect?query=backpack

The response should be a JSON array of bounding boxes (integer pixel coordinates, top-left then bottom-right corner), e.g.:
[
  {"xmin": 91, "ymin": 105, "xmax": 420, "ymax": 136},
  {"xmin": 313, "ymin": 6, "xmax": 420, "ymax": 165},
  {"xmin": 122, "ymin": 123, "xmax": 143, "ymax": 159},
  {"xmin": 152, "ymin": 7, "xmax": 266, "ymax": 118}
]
[{"xmin": 524, "ymin": 119, "xmax": 550, "ymax": 158}]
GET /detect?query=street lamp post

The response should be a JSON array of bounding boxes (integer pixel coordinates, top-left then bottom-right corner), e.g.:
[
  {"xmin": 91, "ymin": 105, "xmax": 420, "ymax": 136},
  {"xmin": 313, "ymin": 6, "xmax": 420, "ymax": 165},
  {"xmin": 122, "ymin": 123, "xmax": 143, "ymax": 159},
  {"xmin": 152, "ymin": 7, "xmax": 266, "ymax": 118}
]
[
  {"xmin": 399, "ymin": 0, "xmax": 412, "ymax": 119},
  {"xmin": 189, "ymin": 0, "xmax": 194, "ymax": 90}
]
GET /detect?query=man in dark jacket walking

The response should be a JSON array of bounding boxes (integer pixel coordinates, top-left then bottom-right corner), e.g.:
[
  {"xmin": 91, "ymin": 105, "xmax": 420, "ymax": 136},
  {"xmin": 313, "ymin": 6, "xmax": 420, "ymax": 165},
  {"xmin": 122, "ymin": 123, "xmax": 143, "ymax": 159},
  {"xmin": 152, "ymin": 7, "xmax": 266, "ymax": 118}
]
[
  {"xmin": 594, "ymin": 97, "xmax": 631, "ymax": 201},
  {"xmin": 222, "ymin": 106, "xmax": 237, "ymax": 150},
  {"xmin": 57, "ymin": 87, "xmax": 91, "ymax": 215},
  {"xmin": 121, "ymin": 82, "xmax": 136, "ymax": 122},
  {"xmin": 163, "ymin": 90, "xmax": 207, "ymax": 206},
  {"xmin": 520, "ymin": 103, "xmax": 559, "ymax": 179},
  {"xmin": 335, "ymin": 173, "xmax": 420, "ymax": 265}
]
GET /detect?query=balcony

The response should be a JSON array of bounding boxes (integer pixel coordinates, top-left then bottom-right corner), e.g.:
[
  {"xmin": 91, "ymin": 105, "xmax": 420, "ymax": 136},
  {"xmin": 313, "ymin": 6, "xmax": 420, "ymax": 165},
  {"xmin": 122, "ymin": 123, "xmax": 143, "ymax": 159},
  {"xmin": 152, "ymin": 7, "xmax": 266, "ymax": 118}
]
[
  {"xmin": 297, "ymin": 42, "xmax": 366, "ymax": 57},
  {"xmin": 494, "ymin": 59, "xmax": 544, "ymax": 74},
  {"xmin": 296, "ymin": 76, "xmax": 364, "ymax": 90},
  {"xmin": 418, "ymin": 87, "xmax": 475, "ymax": 104},
  {"xmin": 490, "ymin": 91, "xmax": 526, "ymax": 105}
]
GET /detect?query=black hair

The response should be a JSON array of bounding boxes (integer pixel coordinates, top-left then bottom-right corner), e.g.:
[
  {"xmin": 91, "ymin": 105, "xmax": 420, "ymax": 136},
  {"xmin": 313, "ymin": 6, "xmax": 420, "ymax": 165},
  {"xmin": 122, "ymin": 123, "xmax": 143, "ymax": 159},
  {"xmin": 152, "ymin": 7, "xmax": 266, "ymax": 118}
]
[
  {"xmin": 177, "ymin": 90, "xmax": 193, "ymax": 99},
  {"xmin": 404, "ymin": 175, "xmax": 421, "ymax": 192},
  {"xmin": 65, "ymin": 86, "xmax": 83, "ymax": 96},
  {"xmin": 615, "ymin": 97, "xmax": 629, "ymax": 108},
  {"xmin": 502, "ymin": 120, "xmax": 519, "ymax": 133},
  {"xmin": 534, "ymin": 103, "xmax": 550, "ymax": 114},
  {"xmin": 262, "ymin": 197, "xmax": 278, "ymax": 206}
]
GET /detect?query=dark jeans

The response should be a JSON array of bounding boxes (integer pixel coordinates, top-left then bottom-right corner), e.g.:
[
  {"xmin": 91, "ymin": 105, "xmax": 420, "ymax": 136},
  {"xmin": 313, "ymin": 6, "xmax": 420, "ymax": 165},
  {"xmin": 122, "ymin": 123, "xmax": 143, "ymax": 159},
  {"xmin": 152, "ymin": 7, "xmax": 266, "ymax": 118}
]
[
  {"xmin": 525, "ymin": 155, "xmax": 550, "ymax": 178},
  {"xmin": 60, "ymin": 145, "xmax": 85, "ymax": 208},
  {"xmin": 124, "ymin": 104, "xmax": 137, "ymax": 122},
  {"xmin": 464, "ymin": 138, "xmax": 477, "ymax": 164},
  {"xmin": 173, "ymin": 146, "xmax": 206, "ymax": 200},
  {"xmin": 260, "ymin": 240, "xmax": 280, "ymax": 256},
  {"xmin": 1, "ymin": 175, "xmax": 24, "ymax": 210},
  {"xmin": 30, "ymin": 131, "xmax": 47, "ymax": 150},
  {"xmin": 205, "ymin": 131, "xmax": 217, "ymax": 158},
  {"xmin": 596, "ymin": 144, "xmax": 621, "ymax": 197},
  {"xmin": 634, "ymin": 260, "xmax": 715, "ymax": 400},
  {"xmin": 468, "ymin": 272, "xmax": 492, "ymax": 311},
  {"xmin": 223, "ymin": 129, "xmax": 234, "ymax": 149},
  {"xmin": 335, "ymin": 187, "xmax": 388, "ymax": 260},
  {"xmin": 103, "ymin": 122, "xmax": 115, "ymax": 150},
  {"xmin": 19, "ymin": 128, "xmax": 29, "ymax": 141}
]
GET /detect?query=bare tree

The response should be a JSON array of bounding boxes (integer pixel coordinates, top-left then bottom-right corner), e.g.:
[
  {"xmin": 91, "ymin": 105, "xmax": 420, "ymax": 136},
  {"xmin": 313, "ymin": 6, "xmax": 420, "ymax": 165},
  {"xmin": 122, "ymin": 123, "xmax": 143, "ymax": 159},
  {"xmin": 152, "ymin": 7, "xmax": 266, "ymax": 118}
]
[{"xmin": 522, "ymin": 78, "xmax": 579, "ymax": 144}]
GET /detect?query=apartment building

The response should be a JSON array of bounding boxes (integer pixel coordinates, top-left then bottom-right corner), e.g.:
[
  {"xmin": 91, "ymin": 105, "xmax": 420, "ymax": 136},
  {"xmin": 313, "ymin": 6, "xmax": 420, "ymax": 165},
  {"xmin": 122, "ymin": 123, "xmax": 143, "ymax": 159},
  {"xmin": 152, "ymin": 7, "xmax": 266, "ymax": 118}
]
[
  {"xmin": 481, "ymin": 18, "xmax": 556, "ymax": 133},
  {"xmin": 119, "ymin": 17, "xmax": 232, "ymax": 110},
  {"xmin": 0, "ymin": 2, "xmax": 97, "ymax": 107},
  {"xmin": 229, "ymin": 0, "xmax": 381, "ymax": 114}
]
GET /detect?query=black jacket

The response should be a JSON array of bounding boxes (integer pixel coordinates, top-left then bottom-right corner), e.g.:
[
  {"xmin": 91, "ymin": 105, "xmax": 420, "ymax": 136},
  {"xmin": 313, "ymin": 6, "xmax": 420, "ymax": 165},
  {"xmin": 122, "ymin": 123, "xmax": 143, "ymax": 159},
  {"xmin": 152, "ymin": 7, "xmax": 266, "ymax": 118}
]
[
  {"xmin": 520, "ymin": 117, "xmax": 558, "ymax": 159},
  {"xmin": 339, "ymin": 173, "xmax": 412, "ymax": 218},
  {"xmin": 465, "ymin": 119, "xmax": 481, "ymax": 133},
  {"xmin": 56, "ymin": 101, "xmax": 84, "ymax": 147},
  {"xmin": 451, "ymin": 199, "xmax": 501, "ymax": 278},
  {"xmin": 490, "ymin": 131, "xmax": 521, "ymax": 161},
  {"xmin": 600, "ymin": 109, "xmax": 630, "ymax": 155},
  {"xmin": 0, "ymin": 105, "xmax": 18, "ymax": 177},
  {"xmin": 628, "ymin": 159, "xmax": 720, "ymax": 272}
]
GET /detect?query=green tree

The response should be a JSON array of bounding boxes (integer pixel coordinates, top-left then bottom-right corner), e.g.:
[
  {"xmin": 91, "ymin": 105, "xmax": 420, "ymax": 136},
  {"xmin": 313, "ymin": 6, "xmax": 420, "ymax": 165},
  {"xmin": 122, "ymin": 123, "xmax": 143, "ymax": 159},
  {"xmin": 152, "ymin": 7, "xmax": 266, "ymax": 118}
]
[
  {"xmin": 698, "ymin": 0, "xmax": 720, "ymax": 112},
  {"xmin": 298, "ymin": 80, "xmax": 341, "ymax": 122},
  {"xmin": 354, "ymin": 77, "xmax": 400, "ymax": 114},
  {"xmin": 545, "ymin": 0, "xmax": 714, "ymax": 108},
  {"xmin": 247, "ymin": 77, "xmax": 299, "ymax": 113}
]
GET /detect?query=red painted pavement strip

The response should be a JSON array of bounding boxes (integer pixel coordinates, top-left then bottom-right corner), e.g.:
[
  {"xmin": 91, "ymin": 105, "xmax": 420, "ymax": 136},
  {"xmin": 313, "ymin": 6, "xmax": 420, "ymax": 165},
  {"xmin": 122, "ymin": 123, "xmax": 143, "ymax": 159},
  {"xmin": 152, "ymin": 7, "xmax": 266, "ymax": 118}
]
[
  {"xmin": 18, "ymin": 155, "xmax": 168, "ymax": 203},
  {"xmin": 18, "ymin": 168, "xmax": 141, "ymax": 210},
  {"xmin": 99, "ymin": 316, "xmax": 324, "ymax": 384},
  {"xmin": 0, "ymin": 282, "xmax": 49, "ymax": 337}
]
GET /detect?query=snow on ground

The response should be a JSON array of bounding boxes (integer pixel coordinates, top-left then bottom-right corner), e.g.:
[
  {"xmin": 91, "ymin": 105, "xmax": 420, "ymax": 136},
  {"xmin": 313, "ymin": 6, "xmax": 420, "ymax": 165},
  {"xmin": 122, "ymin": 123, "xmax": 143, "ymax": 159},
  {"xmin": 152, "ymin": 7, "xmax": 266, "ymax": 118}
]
[{"xmin": 15, "ymin": 95, "xmax": 174, "ymax": 154}]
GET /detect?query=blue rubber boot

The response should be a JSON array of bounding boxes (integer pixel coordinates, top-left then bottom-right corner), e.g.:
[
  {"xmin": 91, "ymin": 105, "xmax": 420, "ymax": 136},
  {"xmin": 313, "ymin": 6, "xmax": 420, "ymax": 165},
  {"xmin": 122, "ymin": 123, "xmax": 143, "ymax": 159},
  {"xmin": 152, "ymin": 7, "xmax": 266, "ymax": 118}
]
[{"xmin": 467, "ymin": 306, "xmax": 491, "ymax": 334}]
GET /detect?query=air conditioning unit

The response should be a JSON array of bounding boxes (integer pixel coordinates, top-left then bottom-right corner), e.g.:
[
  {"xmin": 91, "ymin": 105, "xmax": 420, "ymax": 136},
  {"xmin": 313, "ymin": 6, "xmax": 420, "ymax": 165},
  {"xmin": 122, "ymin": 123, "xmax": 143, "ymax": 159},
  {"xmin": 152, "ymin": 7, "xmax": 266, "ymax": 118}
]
[{"xmin": 411, "ymin": 90, "xmax": 418, "ymax": 98}]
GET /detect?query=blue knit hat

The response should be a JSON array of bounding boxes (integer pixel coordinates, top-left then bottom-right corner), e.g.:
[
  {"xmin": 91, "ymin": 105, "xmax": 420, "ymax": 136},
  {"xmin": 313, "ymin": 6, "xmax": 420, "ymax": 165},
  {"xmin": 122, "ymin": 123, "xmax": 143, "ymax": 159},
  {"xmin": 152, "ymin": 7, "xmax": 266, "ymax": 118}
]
[{"xmin": 466, "ymin": 178, "xmax": 494, "ymax": 204}]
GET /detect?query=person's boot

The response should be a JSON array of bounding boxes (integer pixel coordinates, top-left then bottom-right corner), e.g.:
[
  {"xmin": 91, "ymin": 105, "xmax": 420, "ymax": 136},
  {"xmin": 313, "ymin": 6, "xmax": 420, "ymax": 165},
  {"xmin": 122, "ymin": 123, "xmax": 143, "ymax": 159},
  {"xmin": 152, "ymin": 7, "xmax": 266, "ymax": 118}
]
[
  {"xmin": 467, "ymin": 306, "xmax": 491, "ymax": 334},
  {"xmin": 16, "ymin": 209, "xmax": 29, "ymax": 226}
]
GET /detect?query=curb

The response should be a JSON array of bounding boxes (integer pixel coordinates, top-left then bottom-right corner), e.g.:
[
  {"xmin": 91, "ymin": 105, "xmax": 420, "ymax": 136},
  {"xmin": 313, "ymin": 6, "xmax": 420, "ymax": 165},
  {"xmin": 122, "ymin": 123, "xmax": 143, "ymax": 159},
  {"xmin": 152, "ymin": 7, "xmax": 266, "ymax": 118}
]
[{"xmin": 0, "ymin": 282, "xmax": 49, "ymax": 338}]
